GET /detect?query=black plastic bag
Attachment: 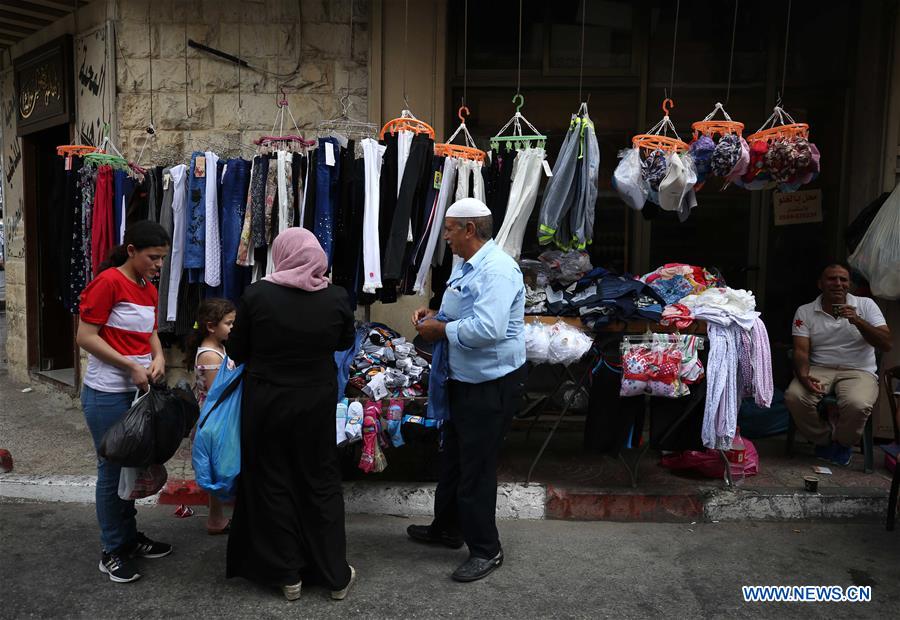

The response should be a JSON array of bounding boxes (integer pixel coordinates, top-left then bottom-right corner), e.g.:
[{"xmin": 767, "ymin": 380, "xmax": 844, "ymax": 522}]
[
  {"xmin": 99, "ymin": 384, "xmax": 199, "ymax": 466},
  {"xmin": 99, "ymin": 390, "xmax": 156, "ymax": 467}
]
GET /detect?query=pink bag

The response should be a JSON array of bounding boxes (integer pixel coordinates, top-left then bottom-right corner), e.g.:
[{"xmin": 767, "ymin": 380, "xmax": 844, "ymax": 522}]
[{"xmin": 660, "ymin": 439, "xmax": 759, "ymax": 479}]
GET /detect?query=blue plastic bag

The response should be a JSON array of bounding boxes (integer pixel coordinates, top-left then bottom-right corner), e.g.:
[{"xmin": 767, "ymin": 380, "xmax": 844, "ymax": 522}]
[{"xmin": 192, "ymin": 357, "xmax": 244, "ymax": 500}]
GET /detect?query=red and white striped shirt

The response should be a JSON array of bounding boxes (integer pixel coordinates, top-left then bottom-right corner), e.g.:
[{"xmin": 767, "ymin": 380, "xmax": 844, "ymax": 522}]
[{"xmin": 80, "ymin": 267, "xmax": 158, "ymax": 393}]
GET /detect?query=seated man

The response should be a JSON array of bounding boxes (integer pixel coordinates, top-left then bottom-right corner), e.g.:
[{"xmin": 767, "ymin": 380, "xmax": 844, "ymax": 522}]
[{"xmin": 786, "ymin": 263, "xmax": 893, "ymax": 466}]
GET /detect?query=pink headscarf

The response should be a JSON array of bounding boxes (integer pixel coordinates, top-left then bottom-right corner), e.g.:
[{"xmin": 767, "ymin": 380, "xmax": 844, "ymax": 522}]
[{"xmin": 263, "ymin": 228, "xmax": 330, "ymax": 291}]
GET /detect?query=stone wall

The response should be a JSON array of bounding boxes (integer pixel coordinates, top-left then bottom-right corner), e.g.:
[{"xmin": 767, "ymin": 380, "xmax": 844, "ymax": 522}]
[{"xmin": 115, "ymin": 0, "xmax": 370, "ymax": 164}]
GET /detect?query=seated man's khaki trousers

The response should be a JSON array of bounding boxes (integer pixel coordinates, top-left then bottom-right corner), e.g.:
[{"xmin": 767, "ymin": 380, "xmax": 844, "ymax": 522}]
[{"xmin": 785, "ymin": 366, "xmax": 879, "ymax": 447}]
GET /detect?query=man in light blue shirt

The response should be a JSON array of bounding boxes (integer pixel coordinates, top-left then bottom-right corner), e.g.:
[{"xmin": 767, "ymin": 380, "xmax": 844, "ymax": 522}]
[{"xmin": 408, "ymin": 198, "xmax": 526, "ymax": 583}]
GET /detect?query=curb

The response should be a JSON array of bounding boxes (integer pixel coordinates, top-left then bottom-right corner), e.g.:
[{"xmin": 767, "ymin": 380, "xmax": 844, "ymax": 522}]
[{"xmin": 1, "ymin": 474, "xmax": 889, "ymax": 522}]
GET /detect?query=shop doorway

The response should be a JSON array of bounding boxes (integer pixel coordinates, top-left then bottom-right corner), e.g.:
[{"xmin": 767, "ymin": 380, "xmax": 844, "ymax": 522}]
[{"xmin": 22, "ymin": 123, "xmax": 77, "ymax": 386}]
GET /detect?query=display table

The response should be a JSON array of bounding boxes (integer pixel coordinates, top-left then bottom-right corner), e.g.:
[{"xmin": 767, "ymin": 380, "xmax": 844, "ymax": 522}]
[{"xmin": 521, "ymin": 317, "xmax": 733, "ymax": 487}]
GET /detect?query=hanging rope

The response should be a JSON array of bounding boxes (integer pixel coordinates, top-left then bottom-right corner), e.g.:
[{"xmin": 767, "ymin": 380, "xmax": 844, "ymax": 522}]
[
  {"xmin": 668, "ymin": 0, "xmax": 681, "ymax": 101},
  {"xmin": 725, "ymin": 0, "xmax": 738, "ymax": 104},
  {"xmin": 780, "ymin": 0, "xmax": 793, "ymax": 101},
  {"xmin": 577, "ymin": 0, "xmax": 586, "ymax": 103},
  {"xmin": 237, "ymin": 22, "xmax": 242, "ymax": 111},
  {"xmin": 516, "ymin": 0, "xmax": 522, "ymax": 96}
]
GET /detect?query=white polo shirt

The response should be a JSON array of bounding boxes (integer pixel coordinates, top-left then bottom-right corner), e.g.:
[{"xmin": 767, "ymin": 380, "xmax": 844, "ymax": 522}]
[{"xmin": 791, "ymin": 294, "xmax": 886, "ymax": 375}]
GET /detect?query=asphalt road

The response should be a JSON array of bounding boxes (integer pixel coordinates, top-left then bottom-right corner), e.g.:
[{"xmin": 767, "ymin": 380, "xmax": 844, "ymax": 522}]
[{"xmin": 1, "ymin": 499, "xmax": 898, "ymax": 619}]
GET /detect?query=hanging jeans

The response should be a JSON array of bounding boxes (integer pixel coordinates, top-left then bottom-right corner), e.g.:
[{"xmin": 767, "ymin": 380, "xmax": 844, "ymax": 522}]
[
  {"xmin": 91, "ymin": 165, "xmax": 115, "ymax": 278},
  {"xmin": 184, "ymin": 151, "xmax": 207, "ymax": 283},
  {"xmin": 383, "ymin": 132, "xmax": 433, "ymax": 281},
  {"xmin": 81, "ymin": 386, "xmax": 139, "ymax": 553},
  {"xmin": 495, "ymin": 147, "xmax": 546, "ymax": 260},
  {"xmin": 221, "ymin": 158, "xmax": 252, "ymax": 302},
  {"xmin": 361, "ymin": 138, "xmax": 386, "ymax": 294},
  {"xmin": 315, "ymin": 138, "xmax": 341, "ymax": 267},
  {"xmin": 538, "ymin": 116, "xmax": 581, "ymax": 247},
  {"xmin": 413, "ymin": 157, "xmax": 458, "ymax": 293}
]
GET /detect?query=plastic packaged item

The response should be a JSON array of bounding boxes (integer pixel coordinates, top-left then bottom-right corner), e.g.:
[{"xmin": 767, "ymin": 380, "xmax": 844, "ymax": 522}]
[
  {"xmin": 547, "ymin": 322, "xmax": 593, "ymax": 366},
  {"xmin": 726, "ymin": 426, "xmax": 747, "ymax": 485},
  {"xmin": 525, "ymin": 322, "xmax": 551, "ymax": 364},
  {"xmin": 613, "ymin": 147, "xmax": 649, "ymax": 211},
  {"xmin": 335, "ymin": 398, "xmax": 349, "ymax": 446},
  {"xmin": 345, "ymin": 401, "xmax": 364, "ymax": 443}
]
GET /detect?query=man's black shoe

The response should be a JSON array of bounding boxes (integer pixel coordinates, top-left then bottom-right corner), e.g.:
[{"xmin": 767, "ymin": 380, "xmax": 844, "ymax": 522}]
[
  {"xmin": 451, "ymin": 550, "xmax": 504, "ymax": 582},
  {"xmin": 406, "ymin": 524, "xmax": 464, "ymax": 549}
]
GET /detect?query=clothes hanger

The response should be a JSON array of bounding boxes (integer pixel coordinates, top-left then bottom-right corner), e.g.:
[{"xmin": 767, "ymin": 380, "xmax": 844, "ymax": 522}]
[
  {"xmin": 632, "ymin": 98, "xmax": 690, "ymax": 155},
  {"xmin": 491, "ymin": 94, "xmax": 547, "ymax": 153},
  {"xmin": 434, "ymin": 106, "xmax": 486, "ymax": 163}
]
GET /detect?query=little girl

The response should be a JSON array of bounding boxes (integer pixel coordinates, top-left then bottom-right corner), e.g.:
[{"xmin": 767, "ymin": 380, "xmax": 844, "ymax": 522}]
[{"xmin": 185, "ymin": 298, "xmax": 237, "ymax": 534}]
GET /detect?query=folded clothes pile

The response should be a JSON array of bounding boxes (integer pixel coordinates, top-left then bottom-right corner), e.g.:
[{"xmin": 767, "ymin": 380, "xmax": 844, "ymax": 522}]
[
  {"xmin": 346, "ymin": 325, "xmax": 430, "ymax": 399},
  {"xmin": 640, "ymin": 263, "xmax": 724, "ymax": 305}
]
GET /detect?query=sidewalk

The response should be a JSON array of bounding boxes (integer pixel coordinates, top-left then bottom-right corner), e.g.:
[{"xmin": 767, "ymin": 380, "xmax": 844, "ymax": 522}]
[{"xmin": 0, "ymin": 369, "xmax": 894, "ymax": 523}]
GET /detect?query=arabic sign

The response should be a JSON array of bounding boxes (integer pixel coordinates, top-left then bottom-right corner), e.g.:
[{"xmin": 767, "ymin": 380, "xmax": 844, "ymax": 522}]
[
  {"xmin": 773, "ymin": 189, "xmax": 823, "ymax": 226},
  {"xmin": 75, "ymin": 24, "xmax": 115, "ymax": 148},
  {"xmin": 14, "ymin": 36, "xmax": 74, "ymax": 136}
]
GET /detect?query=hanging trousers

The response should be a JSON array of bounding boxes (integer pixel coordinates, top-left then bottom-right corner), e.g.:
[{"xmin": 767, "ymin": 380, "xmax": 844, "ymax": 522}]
[
  {"xmin": 413, "ymin": 157, "xmax": 458, "ymax": 294},
  {"xmin": 157, "ymin": 166, "xmax": 176, "ymax": 332},
  {"xmin": 495, "ymin": 147, "xmax": 546, "ymax": 260},
  {"xmin": 383, "ymin": 132, "xmax": 433, "ymax": 281},
  {"xmin": 362, "ymin": 138, "xmax": 386, "ymax": 294},
  {"xmin": 431, "ymin": 364, "xmax": 527, "ymax": 559},
  {"xmin": 91, "ymin": 165, "xmax": 115, "ymax": 278},
  {"xmin": 220, "ymin": 158, "xmax": 252, "ymax": 303},
  {"xmin": 315, "ymin": 138, "xmax": 341, "ymax": 267}
]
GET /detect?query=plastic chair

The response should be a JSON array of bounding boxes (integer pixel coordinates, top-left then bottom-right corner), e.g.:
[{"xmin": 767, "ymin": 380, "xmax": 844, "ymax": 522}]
[
  {"xmin": 783, "ymin": 348, "xmax": 875, "ymax": 472},
  {"xmin": 880, "ymin": 365, "xmax": 900, "ymax": 531}
]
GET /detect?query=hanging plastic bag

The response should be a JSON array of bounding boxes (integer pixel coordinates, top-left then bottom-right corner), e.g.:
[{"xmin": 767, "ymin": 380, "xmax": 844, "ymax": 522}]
[
  {"xmin": 848, "ymin": 183, "xmax": 900, "ymax": 299},
  {"xmin": 118, "ymin": 464, "xmax": 168, "ymax": 500},
  {"xmin": 192, "ymin": 358, "xmax": 244, "ymax": 500},
  {"xmin": 99, "ymin": 390, "xmax": 156, "ymax": 467}
]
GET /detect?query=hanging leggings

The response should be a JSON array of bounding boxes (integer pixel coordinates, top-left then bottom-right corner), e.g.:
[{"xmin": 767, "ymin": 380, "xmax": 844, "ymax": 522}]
[
  {"xmin": 495, "ymin": 147, "xmax": 546, "ymax": 260},
  {"xmin": 361, "ymin": 138, "xmax": 386, "ymax": 294}
]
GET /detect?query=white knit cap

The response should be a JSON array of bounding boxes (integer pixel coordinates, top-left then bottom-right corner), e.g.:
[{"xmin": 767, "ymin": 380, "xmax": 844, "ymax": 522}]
[{"xmin": 445, "ymin": 198, "xmax": 491, "ymax": 218}]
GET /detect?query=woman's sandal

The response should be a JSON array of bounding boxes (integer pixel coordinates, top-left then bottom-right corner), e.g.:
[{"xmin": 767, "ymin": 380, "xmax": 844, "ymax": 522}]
[{"xmin": 206, "ymin": 519, "xmax": 231, "ymax": 536}]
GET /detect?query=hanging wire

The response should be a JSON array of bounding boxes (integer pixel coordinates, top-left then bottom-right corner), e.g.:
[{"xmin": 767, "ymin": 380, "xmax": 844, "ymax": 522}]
[
  {"xmin": 237, "ymin": 22, "xmax": 242, "ymax": 110},
  {"xmin": 462, "ymin": 0, "xmax": 468, "ymax": 107},
  {"xmin": 347, "ymin": 0, "xmax": 354, "ymax": 96},
  {"xmin": 725, "ymin": 0, "xmax": 738, "ymax": 104},
  {"xmin": 516, "ymin": 0, "xmax": 523, "ymax": 96},
  {"xmin": 577, "ymin": 0, "xmax": 586, "ymax": 103},
  {"xmin": 183, "ymin": 19, "xmax": 189, "ymax": 117},
  {"xmin": 147, "ymin": 12, "xmax": 154, "ymax": 126},
  {"xmin": 780, "ymin": 0, "xmax": 793, "ymax": 101},
  {"xmin": 403, "ymin": 0, "xmax": 409, "ymax": 108},
  {"xmin": 668, "ymin": 0, "xmax": 681, "ymax": 101}
]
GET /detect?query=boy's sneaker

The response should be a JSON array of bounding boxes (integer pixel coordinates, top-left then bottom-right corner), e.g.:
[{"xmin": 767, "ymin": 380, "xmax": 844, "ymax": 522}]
[
  {"xmin": 99, "ymin": 552, "xmax": 141, "ymax": 583},
  {"xmin": 128, "ymin": 532, "xmax": 173, "ymax": 559},
  {"xmin": 831, "ymin": 444, "xmax": 853, "ymax": 467},
  {"xmin": 814, "ymin": 444, "xmax": 835, "ymax": 462}
]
